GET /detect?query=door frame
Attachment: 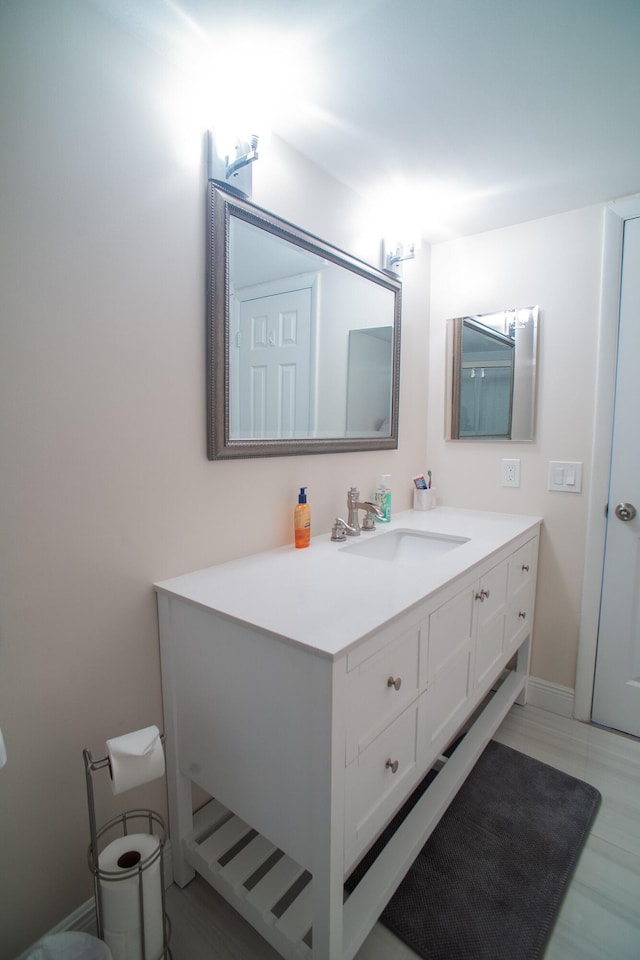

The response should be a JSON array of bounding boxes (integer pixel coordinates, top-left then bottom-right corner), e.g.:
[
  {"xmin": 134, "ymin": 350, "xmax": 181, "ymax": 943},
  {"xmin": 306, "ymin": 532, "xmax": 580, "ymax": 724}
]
[{"xmin": 575, "ymin": 193, "xmax": 640, "ymax": 720}]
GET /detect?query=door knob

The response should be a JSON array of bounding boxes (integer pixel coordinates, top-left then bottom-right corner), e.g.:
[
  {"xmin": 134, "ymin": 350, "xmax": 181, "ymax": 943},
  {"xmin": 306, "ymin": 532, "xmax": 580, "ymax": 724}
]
[{"xmin": 615, "ymin": 502, "xmax": 637, "ymax": 522}]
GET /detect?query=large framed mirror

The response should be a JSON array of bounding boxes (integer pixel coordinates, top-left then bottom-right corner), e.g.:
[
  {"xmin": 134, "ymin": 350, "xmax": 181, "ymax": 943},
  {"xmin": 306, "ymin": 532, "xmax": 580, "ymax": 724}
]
[
  {"xmin": 446, "ymin": 306, "xmax": 539, "ymax": 441},
  {"xmin": 206, "ymin": 183, "xmax": 402, "ymax": 459}
]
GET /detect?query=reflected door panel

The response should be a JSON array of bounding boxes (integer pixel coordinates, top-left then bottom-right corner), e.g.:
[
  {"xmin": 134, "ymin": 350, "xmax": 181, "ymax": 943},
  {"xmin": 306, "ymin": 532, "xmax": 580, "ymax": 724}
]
[
  {"xmin": 346, "ymin": 328, "xmax": 393, "ymax": 436},
  {"xmin": 458, "ymin": 321, "xmax": 514, "ymax": 438},
  {"xmin": 235, "ymin": 288, "xmax": 312, "ymax": 439},
  {"xmin": 447, "ymin": 307, "xmax": 538, "ymax": 441}
]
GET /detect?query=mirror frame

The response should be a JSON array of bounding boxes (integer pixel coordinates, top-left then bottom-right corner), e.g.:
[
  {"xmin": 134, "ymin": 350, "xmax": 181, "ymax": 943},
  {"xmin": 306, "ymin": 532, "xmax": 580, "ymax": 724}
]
[{"xmin": 206, "ymin": 182, "xmax": 402, "ymax": 460}]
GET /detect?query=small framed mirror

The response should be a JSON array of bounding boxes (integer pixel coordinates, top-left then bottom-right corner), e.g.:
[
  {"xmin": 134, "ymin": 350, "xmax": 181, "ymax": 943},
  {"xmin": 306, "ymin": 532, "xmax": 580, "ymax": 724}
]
[
  {"xmin": 207, "ymin": 183, "xmax": 402, "ymax": 460},
  {"xmin": 446, "ymin": 306, "xmax": 539, "ymax": 441}
]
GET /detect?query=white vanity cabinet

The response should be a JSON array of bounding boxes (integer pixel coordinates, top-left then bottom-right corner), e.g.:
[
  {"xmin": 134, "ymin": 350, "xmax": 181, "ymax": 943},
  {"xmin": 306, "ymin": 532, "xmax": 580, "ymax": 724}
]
[{"xmin": 156, "ymin": 508, "xmax": 540, "ymax": 960}]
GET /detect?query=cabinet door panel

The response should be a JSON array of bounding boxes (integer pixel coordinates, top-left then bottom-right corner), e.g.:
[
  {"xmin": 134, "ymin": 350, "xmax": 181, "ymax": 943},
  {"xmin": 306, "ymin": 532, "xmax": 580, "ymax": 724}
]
[
  {"xmin": 427, "ymin": 587, "xmax": 474, "ymax": 686},
  {"xmin": 473, "ymin": 559, "xmax": 509, "ymax": 691},
  {"xmin": 420, "ymin": 644, "xmax": 471, "ymax": 761}
]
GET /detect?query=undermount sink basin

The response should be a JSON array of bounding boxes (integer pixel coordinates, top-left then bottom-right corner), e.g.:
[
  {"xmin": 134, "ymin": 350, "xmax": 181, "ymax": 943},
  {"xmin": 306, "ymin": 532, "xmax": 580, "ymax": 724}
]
[{"xmin": 340, "ymin": 528, "xmax": 469, "ymax": 565}]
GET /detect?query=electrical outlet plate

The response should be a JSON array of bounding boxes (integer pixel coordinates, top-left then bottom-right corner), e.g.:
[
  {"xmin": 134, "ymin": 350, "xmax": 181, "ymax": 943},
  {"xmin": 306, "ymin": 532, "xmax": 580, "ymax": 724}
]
[{"xmin": 501, "ymin": 458, "xmax": 521, "ymax": 487}]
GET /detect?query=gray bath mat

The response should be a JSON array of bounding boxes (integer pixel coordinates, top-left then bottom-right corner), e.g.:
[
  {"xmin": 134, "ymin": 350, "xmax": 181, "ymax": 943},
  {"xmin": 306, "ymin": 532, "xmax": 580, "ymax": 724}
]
[{"xmin": 346, "ymin": 739, "xmax": 601, "ymax": 960}]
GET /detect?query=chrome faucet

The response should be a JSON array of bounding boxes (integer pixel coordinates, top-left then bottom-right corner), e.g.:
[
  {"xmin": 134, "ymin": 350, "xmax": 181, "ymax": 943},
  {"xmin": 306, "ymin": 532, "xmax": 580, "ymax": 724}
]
[{"xmin": 345, "ymin": 486, "xmax": 383, "ymax": 536}]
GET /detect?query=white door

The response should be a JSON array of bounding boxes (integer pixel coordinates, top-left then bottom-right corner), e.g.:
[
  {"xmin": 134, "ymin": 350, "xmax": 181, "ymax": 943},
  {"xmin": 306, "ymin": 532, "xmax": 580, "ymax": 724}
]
[
  {"xmin": 236, "ymin": 287, "xmax": 312, "ymax": 439},
  {"xmin": 592, "ymin": 215, "xmax": 640, "ymax": 737}
]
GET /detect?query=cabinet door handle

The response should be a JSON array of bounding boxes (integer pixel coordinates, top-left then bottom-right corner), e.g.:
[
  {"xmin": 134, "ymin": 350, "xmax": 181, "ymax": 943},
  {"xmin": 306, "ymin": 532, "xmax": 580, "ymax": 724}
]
[
  {"xmin": 521, "ymin": 563, "xmax": 530, "ymax": 572},
  {"xmin": 518, "ymin": 610, "xmax": 527, "ymax": 619},
  {"xmin": 385, "ymin": 758, "xmax": 399, "ymax": 774},
  {"xmin": 387, "ymin": 676, "xmax": 402, "ymax": 691},
  {"xmin": 475, "ymin": 588, "xmax": 490, "ymax": 602}
]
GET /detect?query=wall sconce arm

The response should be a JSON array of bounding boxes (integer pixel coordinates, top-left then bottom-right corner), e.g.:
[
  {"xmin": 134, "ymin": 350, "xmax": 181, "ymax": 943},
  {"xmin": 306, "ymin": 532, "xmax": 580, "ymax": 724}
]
[
  {"xmin": 384, "ymin": 241, "xmax": 416, "ymax": 275},
  {"xmin": 225, "ymin": 135, "xmax": 259, "ymax": 180}
]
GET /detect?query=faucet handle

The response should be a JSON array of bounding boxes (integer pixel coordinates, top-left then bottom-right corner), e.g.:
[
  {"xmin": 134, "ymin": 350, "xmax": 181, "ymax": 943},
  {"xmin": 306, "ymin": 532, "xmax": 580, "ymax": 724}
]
[
  {"xmin": 332, "ymin": 519, "xmax": 347, "ymax": 541},
  {"xmin": 331, "ymin": 517, "xmax": 357, "ymax": 541},
  {"xmin": 361, "ymin": 512, "xmax": 376, "ymax": 531}
]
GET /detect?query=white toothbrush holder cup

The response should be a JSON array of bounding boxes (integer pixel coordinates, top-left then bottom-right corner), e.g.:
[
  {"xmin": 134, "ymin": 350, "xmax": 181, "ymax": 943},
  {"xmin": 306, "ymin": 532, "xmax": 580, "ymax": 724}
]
[{"xmin": 414, "ymin": 488, "xmax": 436, "ymax": 511}]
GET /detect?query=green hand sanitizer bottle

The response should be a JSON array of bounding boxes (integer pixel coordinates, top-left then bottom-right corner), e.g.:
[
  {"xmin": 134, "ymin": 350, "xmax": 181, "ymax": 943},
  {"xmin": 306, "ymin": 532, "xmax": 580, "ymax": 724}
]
[{"xmin": 374, "ymin": 475, "xmax": 391, "ymax": 522}]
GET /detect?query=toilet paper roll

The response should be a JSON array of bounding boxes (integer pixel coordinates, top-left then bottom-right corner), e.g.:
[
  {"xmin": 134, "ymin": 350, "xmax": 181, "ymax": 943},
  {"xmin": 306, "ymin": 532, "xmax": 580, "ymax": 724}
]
[
  {"xmin": 106, "ymin": 726, "xmax": 164, "ymax": 795},
  {"xmin": 98, "ymin": 833, "xmax": 164, "ymax": 960}
]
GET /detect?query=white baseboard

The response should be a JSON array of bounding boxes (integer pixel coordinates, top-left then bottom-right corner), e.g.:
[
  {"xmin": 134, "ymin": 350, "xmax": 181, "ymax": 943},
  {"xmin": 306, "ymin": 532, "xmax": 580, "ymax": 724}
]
[
  {"xmin": 526, "ymin": 676, "xmax": 575, "ymax": 718},
  {"xmin": 16, "ymin": 843, "xmax": 173, "ymax": 959},
  {"xmin": 14, "ymin": 902, "xmax": 98, "ymax": 960}
]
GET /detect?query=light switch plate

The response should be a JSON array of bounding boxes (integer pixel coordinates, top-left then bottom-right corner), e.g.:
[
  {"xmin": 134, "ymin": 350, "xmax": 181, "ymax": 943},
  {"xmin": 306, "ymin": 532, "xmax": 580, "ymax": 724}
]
[
  {"xmin": 548, "ymin": 461, "xmax": 583, "ymax": 492},
  {"xmin": 501, "ymin": 458, "xmax": 521, "ymax": 487}
]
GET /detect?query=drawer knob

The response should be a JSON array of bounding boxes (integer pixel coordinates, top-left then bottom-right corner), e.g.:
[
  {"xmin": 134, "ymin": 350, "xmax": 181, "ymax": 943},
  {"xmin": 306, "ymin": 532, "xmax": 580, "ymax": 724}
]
[
  {"xmin": 521, "ymin": 563, "xmax": 530, "ymax": 572},
  {"xmin": 385, "ymin": 758, "xmax": 399, "ymax": 774},
  {"xmin": 387, "ymin": 676, "xmax": 402, "ymax": 691},
  {"xmin": 475, "ymin": 588, "xmax": 490, "ymax": 602},
  {"xmin": 518, "ymin": 610, "xmax": 527, "ymax": 619}
]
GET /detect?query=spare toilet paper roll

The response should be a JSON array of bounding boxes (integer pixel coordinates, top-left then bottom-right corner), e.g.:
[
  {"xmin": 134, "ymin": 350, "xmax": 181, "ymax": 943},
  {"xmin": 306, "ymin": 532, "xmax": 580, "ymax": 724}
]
[
  {"xmin": 98, "ymin": 833, "xmax": 164, "ymax": 960},
  {"xmin": 106, "ymin": 725, "xmax": 164, "ymax": 795}
]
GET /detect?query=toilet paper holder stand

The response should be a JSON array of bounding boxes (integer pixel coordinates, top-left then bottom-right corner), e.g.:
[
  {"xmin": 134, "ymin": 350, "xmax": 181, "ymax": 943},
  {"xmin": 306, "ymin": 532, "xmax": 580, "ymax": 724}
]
[{"xmin": 83, "ymin": 740, "xmax": 172, "ymax": 960}]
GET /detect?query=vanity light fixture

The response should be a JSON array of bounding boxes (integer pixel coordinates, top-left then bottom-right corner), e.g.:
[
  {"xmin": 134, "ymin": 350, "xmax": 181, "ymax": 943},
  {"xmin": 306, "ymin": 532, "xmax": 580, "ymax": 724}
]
[
  {"xmin": 383, "ymin": 240, "xmax": 416, "ymax": 276},
  {"xmin": 225, "ymin": 134, "xmax": 259, "ymax": 181},
  {"xmin": 207, "ymin": 130, "xmax": 260, "ymax": 198}
]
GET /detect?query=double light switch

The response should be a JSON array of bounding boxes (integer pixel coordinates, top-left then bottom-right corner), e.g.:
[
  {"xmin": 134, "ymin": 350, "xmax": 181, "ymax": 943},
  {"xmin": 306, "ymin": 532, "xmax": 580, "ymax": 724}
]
[{"xmin": 548, "ymin": 461, "xmax": 583, "ymax": 493}]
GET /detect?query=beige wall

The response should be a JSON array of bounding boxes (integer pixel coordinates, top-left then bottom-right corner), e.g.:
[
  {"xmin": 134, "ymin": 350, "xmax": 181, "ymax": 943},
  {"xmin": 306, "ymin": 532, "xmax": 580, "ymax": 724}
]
[
  {"xmin": 0, "ymin": 1, "xmax": 610, "ymax": 955},
  {"xmin": 428, "ymin": 205, "xmax": 605, "ymax": 687},
  {"xmin": 0, "ymin": 3, "xmax": 430, "ymax": 956}
]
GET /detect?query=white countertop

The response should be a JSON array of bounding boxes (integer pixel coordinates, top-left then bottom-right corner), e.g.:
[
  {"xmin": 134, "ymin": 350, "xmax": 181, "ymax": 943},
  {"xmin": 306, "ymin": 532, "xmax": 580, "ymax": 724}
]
[{"xmin": 154, "ymin": 507, "xmax": 541, "ymax": 659}]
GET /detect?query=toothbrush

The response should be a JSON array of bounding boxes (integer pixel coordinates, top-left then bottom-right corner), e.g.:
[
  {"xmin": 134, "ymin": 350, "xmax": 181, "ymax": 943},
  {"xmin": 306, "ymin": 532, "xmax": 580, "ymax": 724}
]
[{"xmin": 427, "ymin": 470, "xmax": 432, "ymax": 489}]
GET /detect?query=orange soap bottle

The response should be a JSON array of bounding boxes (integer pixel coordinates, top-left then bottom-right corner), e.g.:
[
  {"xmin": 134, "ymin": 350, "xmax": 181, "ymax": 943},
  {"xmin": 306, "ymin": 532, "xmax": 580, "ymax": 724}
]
[{"xmin": 294, "ymin": 486, "xmax": 311, "ymax": 548}]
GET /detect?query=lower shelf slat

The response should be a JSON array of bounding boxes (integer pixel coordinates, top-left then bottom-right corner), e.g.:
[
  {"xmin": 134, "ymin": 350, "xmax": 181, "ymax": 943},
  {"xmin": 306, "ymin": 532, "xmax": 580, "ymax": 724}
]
[
  {"xmin": 197, "ymin": 815, "xmax": 252, "ymax": 865},
  {"xmin": 245, "ymin": 855, "xmax": 306, "ymax": 919},
  {"xmin": 220, "ymin": 833, "xmax": 278, "ymax": 892},
  {"xmin": 275, "ymin": 878, "xmax": 313, "ymax": 943}
]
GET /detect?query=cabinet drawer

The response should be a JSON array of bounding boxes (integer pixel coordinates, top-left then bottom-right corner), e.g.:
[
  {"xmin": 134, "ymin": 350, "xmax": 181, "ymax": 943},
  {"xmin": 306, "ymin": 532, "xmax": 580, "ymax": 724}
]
[
  {"xmin": 509, "ymin": 539, "xmax": 535, "ymax": 595},
  {"xmin": 505, "ymin": 540, "xmax": 535, "ymax": 652},
  {"xmin": 344, "ymin": 701, "xmax": 419, "ymax": 870},
  {"xmin": 345, "ymin": 623, "xmax": 421, "ymax": 762},
  {"xmin": 505, "ymin": 597, "xmax": 531, "ymax": 652}
]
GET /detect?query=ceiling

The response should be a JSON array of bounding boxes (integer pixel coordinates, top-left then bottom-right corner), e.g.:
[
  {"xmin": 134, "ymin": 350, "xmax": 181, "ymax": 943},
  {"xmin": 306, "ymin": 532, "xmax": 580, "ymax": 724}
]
[{"xmin": 98, "ymin": 0, "xmax": 640, "ymax": 241}]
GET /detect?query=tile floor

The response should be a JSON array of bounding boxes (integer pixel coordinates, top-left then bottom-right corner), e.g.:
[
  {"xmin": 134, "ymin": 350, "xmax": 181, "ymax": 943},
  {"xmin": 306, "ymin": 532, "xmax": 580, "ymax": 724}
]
[{"xmin": 166, "ymin": 703, "xmax": 640, "ymax": 959}]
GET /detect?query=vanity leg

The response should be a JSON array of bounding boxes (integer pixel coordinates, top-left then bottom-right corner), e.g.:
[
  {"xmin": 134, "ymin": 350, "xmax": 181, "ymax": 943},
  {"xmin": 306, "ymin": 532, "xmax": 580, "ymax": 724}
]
[
  {"xmin": 166, "ymin": 765, "xmax": 195, "ymax": 887},
  {"xmin": 514, "ymin": 634, "xmax": 531, "ymax": 706},
  {"xmin": 310, "ymin": 657, "xmax": 346, "ymax": 959},
  {"xmin": 157, "ymin": 594, "xmax": 195, "ymax": 887},
  {"xmin": 311, "ymin": 866, "xmax": 344, "ymax": 959}
]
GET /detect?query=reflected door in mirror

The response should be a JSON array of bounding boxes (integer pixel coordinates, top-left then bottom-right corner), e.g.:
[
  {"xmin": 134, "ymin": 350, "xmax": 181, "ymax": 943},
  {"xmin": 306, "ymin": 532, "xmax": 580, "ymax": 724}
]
[
  {"xmin": 458, "ymin": 322, "xmax": 514, "ymax": 438},
  {"xmin": 447, "ymin": 307, "xmax": 539, "ymax": 442},
  {"xmin": 232, "ymin": 287, "xmax": 313, "ymax": 439}
]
